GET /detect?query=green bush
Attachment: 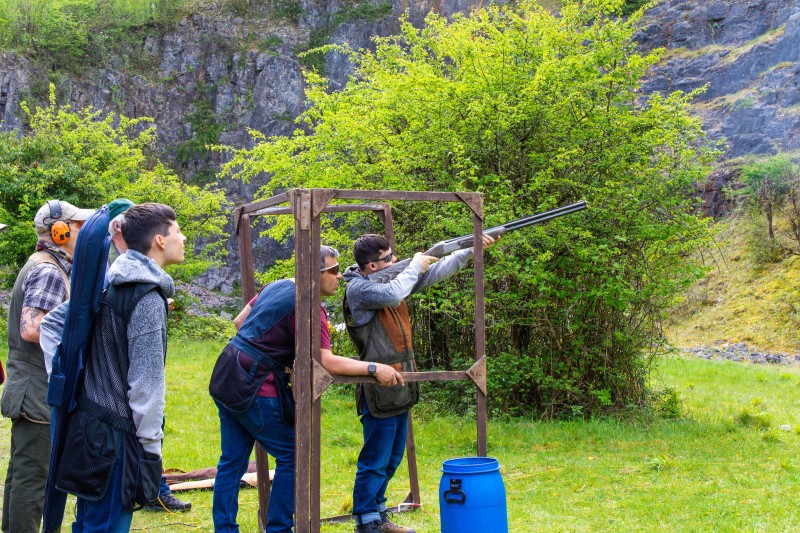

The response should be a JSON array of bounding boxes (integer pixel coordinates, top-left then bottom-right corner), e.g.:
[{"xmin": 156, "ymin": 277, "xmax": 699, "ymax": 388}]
[
  {"xmin": 0, "ymin": 85, "xmax": 229, "ymax": 284},
  {"xmin": 739, "ymin": 154, "xmax": 796, "ymax": 241},
  {"xmin": 650, "ymin": 386, "xmax": 682, "ymax": 419},
  {"xmin": 738, "ymin": 208, "xmax": 786, "ymax": 268}
]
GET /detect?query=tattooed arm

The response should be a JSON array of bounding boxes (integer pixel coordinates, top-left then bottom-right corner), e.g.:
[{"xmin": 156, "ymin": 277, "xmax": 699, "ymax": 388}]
[{"xmin": 20, "ymin": 306, "xmax": 47, "ymax": 344}]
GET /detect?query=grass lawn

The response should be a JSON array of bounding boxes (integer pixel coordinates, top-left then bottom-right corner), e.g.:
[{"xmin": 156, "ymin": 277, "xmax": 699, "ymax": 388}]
[{"xmin": 2, "ymin": 340, "xmax": 800, "ymax": 531}]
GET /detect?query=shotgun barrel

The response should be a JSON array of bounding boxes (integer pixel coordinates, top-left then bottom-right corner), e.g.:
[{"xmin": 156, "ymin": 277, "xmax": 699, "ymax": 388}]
[{"xmin": 366, "ymin": 200, "xmax": 588, "ymax": 284}]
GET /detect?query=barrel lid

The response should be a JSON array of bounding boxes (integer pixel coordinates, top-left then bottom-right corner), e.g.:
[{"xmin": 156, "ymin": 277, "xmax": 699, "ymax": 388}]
[{"xmin": 441, "ymin": 456, "xmax": 500, "ymax": 474}]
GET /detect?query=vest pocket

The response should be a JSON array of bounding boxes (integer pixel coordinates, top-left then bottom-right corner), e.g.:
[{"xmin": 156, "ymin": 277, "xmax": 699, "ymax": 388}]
[
  {"xmin": 360, "ymin": 357, "xmax": 419, "ymax": 417},
  {"xmin": 372, "ymin": 382, "xmax": 413, "ymax": 410},
  {"xmin": 55, "ymin": 408, "xmax": 120, "ymax": 500},
  {"xmin": 120, "ymin": 432, "xmax": 162, "ymax": 511},
  {"xmin": 209, "ymin": 345, "xmax": 270, "ymax": 412}
]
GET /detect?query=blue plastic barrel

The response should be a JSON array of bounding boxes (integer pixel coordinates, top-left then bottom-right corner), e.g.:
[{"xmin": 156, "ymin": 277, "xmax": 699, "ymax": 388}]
[{"xmin": 439, "ymin": 457, "xmax": 509, "ymax": 533}]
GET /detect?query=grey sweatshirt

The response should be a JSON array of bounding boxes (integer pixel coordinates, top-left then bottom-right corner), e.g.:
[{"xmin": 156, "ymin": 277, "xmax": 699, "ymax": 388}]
[{"xmin": 343, "ymin": 248, "xmax": 474, "ymax": 327}]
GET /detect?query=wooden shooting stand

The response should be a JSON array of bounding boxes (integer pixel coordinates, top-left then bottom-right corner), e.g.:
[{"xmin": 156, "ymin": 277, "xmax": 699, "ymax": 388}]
[{"xmin": 233, "ymin": 189, "xmax": 489, "ymax": 533}]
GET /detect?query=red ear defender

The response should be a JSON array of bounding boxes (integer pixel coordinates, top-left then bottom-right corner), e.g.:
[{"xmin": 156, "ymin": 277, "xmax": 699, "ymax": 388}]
[{"xmin": 50, "ymin": 220, "xmax": 70, "ymax": 244}]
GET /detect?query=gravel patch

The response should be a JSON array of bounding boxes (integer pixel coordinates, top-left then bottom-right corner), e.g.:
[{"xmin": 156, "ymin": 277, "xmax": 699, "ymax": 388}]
[{"xmin": 681, "ymin": 341, "xmax": 800, "ymax": 366}]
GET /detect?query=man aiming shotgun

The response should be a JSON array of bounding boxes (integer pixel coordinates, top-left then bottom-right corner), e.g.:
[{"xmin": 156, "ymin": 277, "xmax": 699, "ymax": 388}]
[{"xmin": 342, "ymin": 200, "xmax": 586, "ymax": 533}]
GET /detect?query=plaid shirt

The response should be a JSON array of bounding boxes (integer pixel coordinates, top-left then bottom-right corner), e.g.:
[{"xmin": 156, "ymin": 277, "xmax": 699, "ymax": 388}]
[{"xmin": 21, "ymin": 242, "xmax": 73, "ymax": 312}]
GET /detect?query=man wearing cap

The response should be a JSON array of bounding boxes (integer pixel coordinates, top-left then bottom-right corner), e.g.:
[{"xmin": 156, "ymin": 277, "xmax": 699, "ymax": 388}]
[{"xmin": 1, "ymin": 199, "xmax": 93, "ymax": 533}]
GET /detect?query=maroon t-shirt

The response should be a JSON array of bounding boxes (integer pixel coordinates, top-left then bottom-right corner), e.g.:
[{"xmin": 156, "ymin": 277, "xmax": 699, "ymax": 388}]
[{"xmin": 255, "ymin": 305, "xmax": 331, "ymax": 397}]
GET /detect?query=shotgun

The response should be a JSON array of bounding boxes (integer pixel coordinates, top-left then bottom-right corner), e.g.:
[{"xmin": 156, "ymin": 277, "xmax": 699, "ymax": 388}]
[{"xmin": 367, "ymin": 200, "xmax": 588, "ymax": 284}]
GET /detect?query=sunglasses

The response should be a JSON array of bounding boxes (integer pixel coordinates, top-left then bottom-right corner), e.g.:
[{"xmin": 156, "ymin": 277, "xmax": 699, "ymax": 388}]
[
  {"xmin": 321, "ymin": 263, "xmax": 340, "ymax": 275},
  {"xmin": 375, "ymin": 251, "xmax": 394, "ymax": 263}
]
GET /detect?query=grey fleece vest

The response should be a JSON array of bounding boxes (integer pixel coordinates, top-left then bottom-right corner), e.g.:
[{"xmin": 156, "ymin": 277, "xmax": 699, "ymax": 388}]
[
  {"xmin": 1, "ymin": 251, "xmax": 70, "ymax": 422},
  {"xmin": 343, "ymin": 296, "xmax": 419, "ymax": 418}
]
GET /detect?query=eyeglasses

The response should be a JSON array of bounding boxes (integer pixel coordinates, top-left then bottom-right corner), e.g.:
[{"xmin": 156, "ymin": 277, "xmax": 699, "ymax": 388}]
[
  {"xmin": 321, "ymin": 263, "xmax": 340, "ymax": 275},
  {"xmin": 375, "ymin": 251, "xmax": 394, "ymax": 263}
]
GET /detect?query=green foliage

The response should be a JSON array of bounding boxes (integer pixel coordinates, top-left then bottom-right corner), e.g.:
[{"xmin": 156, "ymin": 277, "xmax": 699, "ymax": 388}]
[
  {"xmin": 650, "ymin": 386, "xmax": 682, "ymax": 419},
  {"xmin": 218, "ymin": 0, "xmax": 718, "ymax": 417},
  {"xmin": 334, "ymin": 0, "xmax": 392, "ymax": 24},
  {"xmin": 737, "ymin": 208, "xmax": 785, "ymax": 267},
  {"xmin": 739, "ymin": 154, "xmax": 796, "ymax": 240},
  {"xmin": 0, "ymin": 0, "xmax": 188, "ymax": 71},
  {"xmin": 187, "ymin": 98, "xmax": 224, "ymax": 146},
  {"xmin": 175, "ymin": 85, "xmax": 226, "ymax": 185},
  {"xmin": 736, "ymin": 398, "xmax": 772, "ymax": 429},
  {"xmin": 259, "ymin": 35, "xmax": 283, "ymax": 53},
  {"xmin": 168, "ymin": 313, "xmax": 235, "ymax": 341},
  {"xmin": 0, "ymin": 84, "xmax": 229, "ymax": 284},
  {"xmin": 621, "ymin": 0, "xmax": 653, "ymax": 16},
  {"xmin": 175, "ymin": 138, "xmax": 207, "ymax": 165},
  {"xmin": 0, "ymin": 302, "xmax": 6, "ymax": 341}
]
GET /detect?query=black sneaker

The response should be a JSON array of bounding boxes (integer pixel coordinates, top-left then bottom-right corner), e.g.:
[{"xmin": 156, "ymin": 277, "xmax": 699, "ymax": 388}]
[
  {"xmin": 354, "ymin": 519, "xmax": 381, "ymax": 533},
  {"xmin": 143, "ymin": 492, "xmax": 192, "ymax": 512}
]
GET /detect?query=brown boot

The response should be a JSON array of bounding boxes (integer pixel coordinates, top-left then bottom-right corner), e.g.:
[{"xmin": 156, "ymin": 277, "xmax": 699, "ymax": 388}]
[{"xmin": 378, "ymin": 511, "xmax": 416, "ymax": 533}]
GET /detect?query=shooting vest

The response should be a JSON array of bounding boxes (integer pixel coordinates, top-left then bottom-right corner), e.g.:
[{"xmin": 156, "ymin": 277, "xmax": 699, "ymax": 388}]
[
  {"xmin": 215, "ymin": 279, "xmax": 297, "ymax": 426},
  {"xmin": 1, "ymin": 251, "xmax": 71, "ymax": 422},
  {"xmin": 343, "ymin": 294, "xmax": 419, "ymax": 418}
]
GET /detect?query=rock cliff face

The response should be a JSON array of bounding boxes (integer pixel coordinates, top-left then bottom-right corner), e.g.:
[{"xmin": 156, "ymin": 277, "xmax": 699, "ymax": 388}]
[
  {"xmin": 0, "ymin": 52, "xmax": 29, "ymax": 133},
  {"xmin": 640, "ymin": 0, "xmax": 800, "ymax": 158},
  {"xmin": 637, "ymin": 0, "xmax": 800, "ymax": 218},
  {"xmin": 0, "ymin": 0, "xmax": 797, "ymax": 289}
]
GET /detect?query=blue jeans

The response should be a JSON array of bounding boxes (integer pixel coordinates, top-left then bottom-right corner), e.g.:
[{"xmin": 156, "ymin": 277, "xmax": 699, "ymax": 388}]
[
  {"xmin": 159, "ymin": 477, "xmax": 171, "ymax": 497},
  {"xmin": 72, "ymin": 445, "xmax": 132, "ymax": 533},
  {"xmin": 352, "ymin": 404, "xmax": 409, "ymax": 525},
  {"xmin": 212, "ymin": 397, "xmax": 295, "ymax": 533}
]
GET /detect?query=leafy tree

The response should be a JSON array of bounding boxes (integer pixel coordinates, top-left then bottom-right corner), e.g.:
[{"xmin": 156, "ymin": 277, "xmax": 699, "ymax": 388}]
[
  {"xmin": 782, "ymin": 162, "xmax": 800, "ymax": 251},
  {"xmin": 740, "ymin": 155, "xmax": 795, "ymax": 240},
  {"xmin": 0, "ymin": 84, "xmax": 229, "ymax": 283},
  {"xmin": 218, "ymin": 0, "xmax": 718, "ymax": 416}
]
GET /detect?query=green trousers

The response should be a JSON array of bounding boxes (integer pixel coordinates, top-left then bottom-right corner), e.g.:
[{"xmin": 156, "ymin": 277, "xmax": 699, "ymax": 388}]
[{"xmin": 2, "ymin": 417, "xmax": 50, "ymax": 533}]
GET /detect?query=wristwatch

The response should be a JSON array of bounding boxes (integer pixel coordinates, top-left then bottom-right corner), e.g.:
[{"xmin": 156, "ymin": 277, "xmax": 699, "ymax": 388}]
[{"xmin": 367, "ymin": 363, "xmax": 377, "ymax": 376}]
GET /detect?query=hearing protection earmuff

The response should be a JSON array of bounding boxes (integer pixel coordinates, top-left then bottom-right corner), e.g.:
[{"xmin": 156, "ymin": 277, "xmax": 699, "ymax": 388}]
[{"xmin": 45, "ymin": 200, "xmax": 71, "ymax": 245}]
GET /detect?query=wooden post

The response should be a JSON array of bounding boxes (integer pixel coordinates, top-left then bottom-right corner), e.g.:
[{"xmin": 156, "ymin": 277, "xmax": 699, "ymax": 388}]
[
  {"xmin": 405, "ymin": 414, "xmax": 421, "ymax": 504},
  {"xmin": 237, "ymin": 213, "xmax": 272, "ymax": 532},
  {"xmin": 310, "ymin": 191, "xmax": 324, "ymax": 531},
  {"xmin": 472, "ymin": 198, "xmax": 487, "ymax": 456},
  {"xmin": 293, "ymin": 190, "xmax": 314, "ymax": 532}
]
